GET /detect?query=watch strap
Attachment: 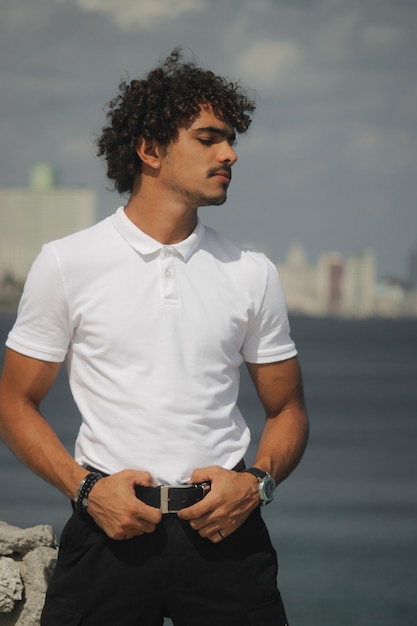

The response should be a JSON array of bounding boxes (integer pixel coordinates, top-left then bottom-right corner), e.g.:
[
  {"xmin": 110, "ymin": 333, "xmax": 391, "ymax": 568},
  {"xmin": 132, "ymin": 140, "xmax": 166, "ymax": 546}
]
[
  {"xmin": 241, "ymin": 467, "xmax": 275, "ymax": 506},
  {"xmin": 241, "ymin": 467, "xmax": 268, "ymax": 480}
]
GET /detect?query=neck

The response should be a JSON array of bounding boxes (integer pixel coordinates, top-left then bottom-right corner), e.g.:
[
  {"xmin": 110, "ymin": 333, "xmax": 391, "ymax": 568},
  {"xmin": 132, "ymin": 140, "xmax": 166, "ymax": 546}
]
[{"xmin": 124, "ymin": 178, "xmax": 198, "ymax": 245}]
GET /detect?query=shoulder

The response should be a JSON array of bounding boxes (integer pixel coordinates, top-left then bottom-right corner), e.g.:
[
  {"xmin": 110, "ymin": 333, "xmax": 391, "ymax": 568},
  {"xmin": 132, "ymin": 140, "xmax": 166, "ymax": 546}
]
[
  {"xmin": 200, "ymin": 224, "xmax": 273, "ymax": 284},
  {"xmin": 201, "ymin": 224, "xmax": 270, "ymax": 266},
  {"xmin": 47, "ymin": 214, "xmax": 113, "ymax": 251},
  {"xmin": 39, "ymin": 214, "xmax": 117, "ymax": 274}
]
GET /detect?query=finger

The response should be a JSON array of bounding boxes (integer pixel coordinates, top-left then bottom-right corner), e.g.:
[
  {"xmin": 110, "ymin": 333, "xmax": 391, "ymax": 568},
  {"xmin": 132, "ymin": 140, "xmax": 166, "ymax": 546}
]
[
  {"xmin": 118, "ymin": 512, "xmax": 161, "ymax": 538},
  {"xmin": 189, "ymin": 465, "xmax": 218, "ymax": 484},
  {"xmin": 138, "ymin": 520, "xmax": 160, "ymax": 534},
  {"xmin": 128, "ymin": 470, "xmax": 157, "ymax": 488},
  {"xmin": 186, "ymin": 514, "xmax": 212, "ymax": 531},
  {"xmin": 135, "ymin": 502, "xmax": 162, "ymax": 525},
  {"xmin": 115, "ymin": 522, "xmax": 156, "ymax": 541},
  {"xmin": 196, "ymin": 525, "xmax": 226, "ymax": 543},
  {"xmin": 212, "ymin": 529, "xmax": 226, "ymax": 543},
  {"xmin": 177, "ymin": 496, "xmax": 214, "ymax": 521},
  {"xmin": 143, "ymin": 509, "xmax": 163, "ymax": 526}
]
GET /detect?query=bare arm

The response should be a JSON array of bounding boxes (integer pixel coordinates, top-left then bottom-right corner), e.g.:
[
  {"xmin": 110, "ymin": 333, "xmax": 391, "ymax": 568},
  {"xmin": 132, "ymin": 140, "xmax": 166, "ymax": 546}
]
[
  {"xmin": 0, "ymin": 348, "xmax": 84, "ymax": 497},
  {"xmin": 0, "ymin": 348, "xmax": 161, "ymax": 538},
  {"xmin": 178, "ymin": 356, "xmax": 309, "ymax": 541},
  {"xmin": 246, "ymin": 356, "xmax": 309, "ymax": 484}
]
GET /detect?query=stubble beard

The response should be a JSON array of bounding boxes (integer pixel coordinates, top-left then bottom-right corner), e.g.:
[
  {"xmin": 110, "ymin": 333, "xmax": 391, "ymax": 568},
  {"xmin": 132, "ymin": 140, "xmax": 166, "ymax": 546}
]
[
  {"xmin": 190, "ymin": 190, "xmax": 228, "ymax": 208},
  {"xmin": 164, "ymin": 158, "xmax": 230, "ymax": 208},
  {"xmin": 169, "ymin": 183, "xmax": 228, "ymax": 209}
]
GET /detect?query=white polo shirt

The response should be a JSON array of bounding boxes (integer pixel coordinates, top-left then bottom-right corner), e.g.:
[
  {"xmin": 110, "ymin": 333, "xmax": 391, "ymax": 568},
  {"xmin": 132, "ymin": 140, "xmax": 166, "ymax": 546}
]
[{"xmin": 7, "ymin": 207, "xmax": 297, "ymax": 484}]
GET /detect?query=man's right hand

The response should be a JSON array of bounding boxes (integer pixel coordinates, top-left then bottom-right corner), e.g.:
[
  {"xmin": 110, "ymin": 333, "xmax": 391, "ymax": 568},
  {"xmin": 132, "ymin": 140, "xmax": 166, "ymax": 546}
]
[{"xmin": 86, "ymin": 469, "xmax": 162, "ymax": 540}]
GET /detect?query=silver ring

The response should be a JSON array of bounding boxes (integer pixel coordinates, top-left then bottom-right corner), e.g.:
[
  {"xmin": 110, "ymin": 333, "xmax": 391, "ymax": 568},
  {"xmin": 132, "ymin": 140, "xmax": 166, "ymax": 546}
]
[{"xmin": 218, "ymin": 530, "xmax": 225, "ymax": 540}]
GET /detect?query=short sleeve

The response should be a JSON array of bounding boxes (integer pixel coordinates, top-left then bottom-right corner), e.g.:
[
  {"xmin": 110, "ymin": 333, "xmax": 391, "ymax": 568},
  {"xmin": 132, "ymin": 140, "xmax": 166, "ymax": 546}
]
[
  {"xmin": 6, "ymin": 243, "xmax": 72, "ymax": 362},
  {"xmin": 241, "ymin": 258, "xmax": 297, "ymax": 364}
]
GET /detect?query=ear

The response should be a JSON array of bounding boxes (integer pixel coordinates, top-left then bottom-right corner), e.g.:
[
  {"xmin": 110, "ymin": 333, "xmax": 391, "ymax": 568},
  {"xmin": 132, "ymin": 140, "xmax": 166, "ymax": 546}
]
[{"xmin": 136, "ymin": 136, "xmax": 162, "ymax": 170}]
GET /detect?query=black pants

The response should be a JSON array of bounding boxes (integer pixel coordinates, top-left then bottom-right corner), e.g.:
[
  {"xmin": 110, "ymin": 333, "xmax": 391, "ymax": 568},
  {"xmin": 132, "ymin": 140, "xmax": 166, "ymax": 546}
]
[{"xmin": 41, "ymin": 507, "xmax": 288, "ymax": 625}]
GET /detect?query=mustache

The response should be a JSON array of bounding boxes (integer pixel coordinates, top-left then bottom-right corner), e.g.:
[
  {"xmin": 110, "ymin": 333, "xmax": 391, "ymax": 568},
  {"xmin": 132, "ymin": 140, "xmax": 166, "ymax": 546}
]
[{"xmin": 208, "ymin": 166, "xmax": 232, "ymax": 180}]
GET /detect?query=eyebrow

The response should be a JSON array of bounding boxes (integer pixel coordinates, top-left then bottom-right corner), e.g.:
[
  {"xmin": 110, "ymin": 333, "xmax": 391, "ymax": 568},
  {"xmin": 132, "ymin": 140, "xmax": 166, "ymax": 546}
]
[{"xmin": 193, "ymin": 125, "xmax": 236, "ymax": 143}]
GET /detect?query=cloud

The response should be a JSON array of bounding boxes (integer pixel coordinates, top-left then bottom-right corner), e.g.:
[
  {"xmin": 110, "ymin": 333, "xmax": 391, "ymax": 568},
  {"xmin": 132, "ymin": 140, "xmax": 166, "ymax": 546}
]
[
  {"xmin": 2, "ymin": 0, "xmax": 52, "ymax": 28},
  {"xmin": 361, "ymin": 24, "xmax": 405, "ymax": 50},
  {"xmin": 75, "ymin": 0, "xmax": 207, "ymax": 29},
  {"xmin": 311, "ymin": 9, "xmax": 361, "ymax": 63},
  {"xmin": 348, "ymin": 126, "xmax": 415, "ymax": 175},
  {"xmin": 237, "ymin": 40, "xmax": 302, "ymax": 89},
  {"xmin": 62, "ymin": 137, "xmax": 96, "ymax": 159}
]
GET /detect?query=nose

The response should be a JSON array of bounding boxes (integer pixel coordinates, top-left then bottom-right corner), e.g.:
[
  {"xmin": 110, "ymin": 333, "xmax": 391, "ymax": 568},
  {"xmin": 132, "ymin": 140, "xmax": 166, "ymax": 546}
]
[{"xmin": 219, "ymin": 141, "xmax": 238, "ymax": 166}]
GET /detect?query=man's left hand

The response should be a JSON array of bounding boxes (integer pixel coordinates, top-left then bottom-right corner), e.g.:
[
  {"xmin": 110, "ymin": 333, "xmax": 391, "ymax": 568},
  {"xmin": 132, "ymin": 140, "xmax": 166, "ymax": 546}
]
[{"xmin": 177, "ymin": 465, "xmax": 261, "ymax": 543}]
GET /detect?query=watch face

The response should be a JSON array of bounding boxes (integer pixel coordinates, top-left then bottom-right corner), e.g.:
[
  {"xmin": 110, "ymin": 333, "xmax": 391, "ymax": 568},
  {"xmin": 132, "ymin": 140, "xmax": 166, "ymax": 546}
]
[{"xmin": 261, "ymin": 476, "xmax": 276, "ymax": 503}]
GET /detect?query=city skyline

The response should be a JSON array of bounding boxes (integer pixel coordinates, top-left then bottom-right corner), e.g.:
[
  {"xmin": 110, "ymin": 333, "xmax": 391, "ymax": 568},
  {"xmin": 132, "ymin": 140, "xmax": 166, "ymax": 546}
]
[
  {"xmin": 1, "ymin": 167, "xmax": 415, "ymax": 318},
  {"xmin": 277, "ymin": 242, "xmax": 417, "ymax": 318},
  {"xmin": 0, "ymin": 162, "xmax": 415, "ymax": 285},
  {"xmin": 0, "ymin": 164, "xmax": 97, "ymax": 309},
  {"xmin": 275, "ymin": 238, "xmax": 416, "ymax": 285}
]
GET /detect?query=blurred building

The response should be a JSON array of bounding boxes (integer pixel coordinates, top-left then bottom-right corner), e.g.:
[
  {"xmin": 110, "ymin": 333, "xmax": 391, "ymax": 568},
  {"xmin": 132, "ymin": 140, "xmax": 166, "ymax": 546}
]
[
  {"xmin": 278, "ymin": 243, "xmax": 417, "ymax": 319},
  {"xmin": 316, "ymin": 253, "xmax": 345, "ymax": 317},
  {"xmin": 277, "ymin": 243, "xmax": 319, "ymax": 315},
  {"xmin": 408, "ymin": 244, "xmax": 417, "ymax": 290},
  {"xmin": 341, "ymin": 251, "xmax": 376, "ymax": 317},
  {"xmin": 0, "ymin": 164, "xmax": 96, "ymax": 308},
  {"xmin": 374, "ymin": 279, "xmax": 417, "ymax": 318}
]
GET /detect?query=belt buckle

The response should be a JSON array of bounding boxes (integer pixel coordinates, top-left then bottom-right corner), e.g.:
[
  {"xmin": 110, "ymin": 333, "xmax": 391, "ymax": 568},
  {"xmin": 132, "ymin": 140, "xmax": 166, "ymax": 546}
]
[{"xmin": 160, "ymin": 484, "xmax": 193, "ymax": 514}]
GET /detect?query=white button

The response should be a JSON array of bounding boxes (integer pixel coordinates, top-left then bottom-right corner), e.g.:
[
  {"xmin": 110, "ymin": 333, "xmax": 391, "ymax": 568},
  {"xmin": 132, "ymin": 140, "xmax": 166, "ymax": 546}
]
[
  {"xmin": 164, "ymin": 248, "xmax": 174, "ymax": 257},
  {"xmin": 164, "ymin": 269, "xmax": 172, "ymax": 279}
]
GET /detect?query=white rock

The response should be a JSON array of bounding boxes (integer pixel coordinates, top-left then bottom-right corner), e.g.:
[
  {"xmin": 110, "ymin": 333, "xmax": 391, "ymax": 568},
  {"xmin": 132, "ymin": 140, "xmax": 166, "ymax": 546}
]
[
  {"xmin": 13, "ymin": 547, "xmax": 58, "ymax": 626},
  {"xmin": 0, "ymin": 522, "xmax": 59, "ymax": 625},
  {"xmin": 0, "ymin": 522, "xmax": 56, "ymax": 557},
  {"xmin": 0, "ymin": 556, "xmax": 23, "ymax": 613}
]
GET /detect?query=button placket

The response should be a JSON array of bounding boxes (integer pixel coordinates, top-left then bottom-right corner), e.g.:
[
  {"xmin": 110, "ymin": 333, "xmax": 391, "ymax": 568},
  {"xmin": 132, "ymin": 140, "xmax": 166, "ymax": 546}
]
[{"xmin": 160, "ymin": 247, "xmax": 178, "ymax": 302}]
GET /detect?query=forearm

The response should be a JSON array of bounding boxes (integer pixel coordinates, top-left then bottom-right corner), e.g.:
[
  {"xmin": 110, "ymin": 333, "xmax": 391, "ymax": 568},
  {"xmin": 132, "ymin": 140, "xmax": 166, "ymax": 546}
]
[
  {"xmin": 0, "ymin": 349, "xmax": 87, "ymax": 499},
  {"xmin": 246, "ymin": 357, "xmax": 309, "ymax": 485},
  {"xmin": 253, "ymin": 406, "xmax": 309, "ymax": 485},
  {"xmin": 0, "ymin": 398, "xmax": 86, "ymax": 500},
  {"xmin": 0, "ymin": 396, "xmax": 164, "ymax": 540}
]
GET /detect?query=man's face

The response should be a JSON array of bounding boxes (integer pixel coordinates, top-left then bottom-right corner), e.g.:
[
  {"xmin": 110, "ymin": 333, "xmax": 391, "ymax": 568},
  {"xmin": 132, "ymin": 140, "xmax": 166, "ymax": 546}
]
[{"xmin": 159, "ymin": 105, "xmax": 238, "ymax": 209}]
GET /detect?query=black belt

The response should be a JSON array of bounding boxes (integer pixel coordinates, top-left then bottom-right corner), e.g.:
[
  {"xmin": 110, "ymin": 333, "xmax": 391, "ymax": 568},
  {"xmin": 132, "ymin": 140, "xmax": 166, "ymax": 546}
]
[
  {"xmin": 135, "ymin": 483, "xmax": 210, "ymax": 513},
  {"xmin": 85, "ymin": 460, "xmax": 244, "ymax": 514}
]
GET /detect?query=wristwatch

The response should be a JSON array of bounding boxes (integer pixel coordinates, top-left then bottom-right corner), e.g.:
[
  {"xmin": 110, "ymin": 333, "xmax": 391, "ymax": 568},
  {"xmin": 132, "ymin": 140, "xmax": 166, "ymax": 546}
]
[{"xmin": 241, "ymin": 467, "xmax": 276, "ymax": 506}]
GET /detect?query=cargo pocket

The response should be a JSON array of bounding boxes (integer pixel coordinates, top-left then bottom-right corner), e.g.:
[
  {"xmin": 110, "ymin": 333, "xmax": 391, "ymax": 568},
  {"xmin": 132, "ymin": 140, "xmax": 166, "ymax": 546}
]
[
  {"xmin": 40, "ymin": 598, "xmax": 83, "ymax": 625},
  {"xmin": 246, "ymin": 592, "xmax": 289, "ymax": 626}
]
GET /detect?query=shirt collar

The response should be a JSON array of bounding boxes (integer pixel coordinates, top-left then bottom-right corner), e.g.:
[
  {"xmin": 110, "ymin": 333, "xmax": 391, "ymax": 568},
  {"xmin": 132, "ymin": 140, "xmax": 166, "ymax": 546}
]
[{"xmin": 111, "ymin": 206, "xmax": 204, "ymax": 262}]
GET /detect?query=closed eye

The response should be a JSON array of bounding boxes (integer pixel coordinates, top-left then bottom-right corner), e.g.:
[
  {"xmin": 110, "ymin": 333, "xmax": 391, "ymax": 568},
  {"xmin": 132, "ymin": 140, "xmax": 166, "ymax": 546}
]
[
  {"xmin": 197, "ymin": 136, "xmax": 237, "ymax": 148},
  {"xmin": 194, "ymin": 125, "xmax": 236, "ymax": 147}
]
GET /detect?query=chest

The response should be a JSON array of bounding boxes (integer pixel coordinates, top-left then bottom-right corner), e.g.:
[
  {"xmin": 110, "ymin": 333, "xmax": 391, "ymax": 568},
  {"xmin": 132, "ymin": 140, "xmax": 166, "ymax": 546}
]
[{"xmin": 68, "ymin": 253, "xmax": 255, "ymax": 364}]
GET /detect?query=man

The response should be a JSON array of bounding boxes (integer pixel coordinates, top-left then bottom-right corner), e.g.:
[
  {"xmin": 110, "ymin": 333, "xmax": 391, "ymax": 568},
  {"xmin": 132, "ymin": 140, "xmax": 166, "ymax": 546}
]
[{"xmin": 0, "ymin": 49, "xmax": 308, "ymax": 625}]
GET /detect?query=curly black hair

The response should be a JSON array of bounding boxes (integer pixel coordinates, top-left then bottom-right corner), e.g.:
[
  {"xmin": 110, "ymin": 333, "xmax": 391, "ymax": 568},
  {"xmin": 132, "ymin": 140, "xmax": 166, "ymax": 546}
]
[{"xmin": 96, "ymin": 49, "xmax": 256, "ymax": 195}]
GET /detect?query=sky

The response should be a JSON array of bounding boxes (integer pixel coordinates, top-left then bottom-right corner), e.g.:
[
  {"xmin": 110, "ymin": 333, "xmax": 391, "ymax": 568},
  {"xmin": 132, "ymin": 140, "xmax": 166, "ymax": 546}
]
[{"xmin": 1, "ymin": 0, "xmax": 416, "ymax": 280}]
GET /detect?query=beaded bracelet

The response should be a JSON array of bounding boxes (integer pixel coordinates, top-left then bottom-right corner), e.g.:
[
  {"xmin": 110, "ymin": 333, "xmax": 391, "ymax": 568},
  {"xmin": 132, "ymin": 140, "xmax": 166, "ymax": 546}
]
[{"xmin": 73, "ymin": 472, "xmax": 104, "ymax": 512}]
